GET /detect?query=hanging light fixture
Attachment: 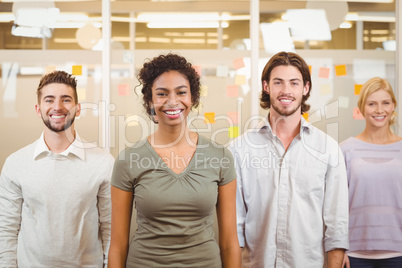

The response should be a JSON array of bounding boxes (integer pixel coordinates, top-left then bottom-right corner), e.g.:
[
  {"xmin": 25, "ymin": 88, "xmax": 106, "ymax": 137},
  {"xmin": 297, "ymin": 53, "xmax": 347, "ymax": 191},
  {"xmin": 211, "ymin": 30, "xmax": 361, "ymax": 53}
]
[{"xmin": 11, "ymin": 1, "xmax": 59, "ymax": 38}]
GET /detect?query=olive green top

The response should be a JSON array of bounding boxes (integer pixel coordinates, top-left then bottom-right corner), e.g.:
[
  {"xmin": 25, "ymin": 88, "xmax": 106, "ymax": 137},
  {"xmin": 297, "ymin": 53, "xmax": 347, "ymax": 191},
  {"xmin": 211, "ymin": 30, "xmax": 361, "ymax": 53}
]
[{"xmin": 111, "ymin": 135, "xmax": 236, "ymax": 267}]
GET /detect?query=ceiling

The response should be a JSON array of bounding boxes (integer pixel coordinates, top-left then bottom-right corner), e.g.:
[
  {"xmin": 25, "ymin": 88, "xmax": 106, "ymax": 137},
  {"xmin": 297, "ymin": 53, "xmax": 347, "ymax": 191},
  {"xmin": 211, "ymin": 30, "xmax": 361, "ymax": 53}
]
[
  {"xmin": 0, "ymin": 1, "xmax": 396, "ymax": 14},
  {"xmin": 0, "ymin": 0, "xmax": 395, "ymax": 50}
]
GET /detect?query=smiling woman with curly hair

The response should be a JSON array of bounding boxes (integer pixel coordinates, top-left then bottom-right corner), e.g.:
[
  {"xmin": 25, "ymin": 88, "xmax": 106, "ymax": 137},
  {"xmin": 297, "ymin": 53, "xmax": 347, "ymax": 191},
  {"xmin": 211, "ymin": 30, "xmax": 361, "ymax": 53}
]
[{"xmin": 108, "ymin": 53, "xmax": 241, "ymax": 268}]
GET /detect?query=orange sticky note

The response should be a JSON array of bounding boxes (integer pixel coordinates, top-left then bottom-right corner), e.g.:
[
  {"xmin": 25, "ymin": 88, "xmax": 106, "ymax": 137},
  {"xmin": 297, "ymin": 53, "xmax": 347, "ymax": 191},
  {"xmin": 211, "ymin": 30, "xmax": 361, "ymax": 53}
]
[
  {"xmin": 302, "ymin": 112, "xmax": 309, "ymax": 121},
  {"xmin": 118, "ymin": 84, "xmax": 130, "ymax": 96},
  {"xmin": 193, "ymin": 65, "xmax": 202, "ymax": 77},
  {"xmin": 204, "ymin": 112, "xmax": 216, "ymax": 124},
  {"xmin": 308, "ymin": 65, "xmax": 312, "ymax": 74},
  {"xmin": 233, "ymin": 57, "xmax": 245, "ymax": 70},
  {"xmin": 227, "ymin": 111, "xmax": 239, "ymax": 124},
  {"xmin": 353, "ymin": 107, "xmax": 365, "ymax": 120},
  {"xmin": 72, "ymin": 65, "xmax": 82, "ymax": 75},
  {"xmin": 318, "ymin": 67, "xmax": 330, "ymax": 79},
  {"xmin": 229, "ymin": 126, "xmax": 239, "ymax": 138},
  {"xmin": 354, "ymin": 84, "xmax": 363, "ymax": 95},
  {"xmin": 226, "ymin": 85, "xmax": 239, "ymax": 97},
  {"xmin": 335, "ymin": 65, "xmax": 347, "ymax": 76}
]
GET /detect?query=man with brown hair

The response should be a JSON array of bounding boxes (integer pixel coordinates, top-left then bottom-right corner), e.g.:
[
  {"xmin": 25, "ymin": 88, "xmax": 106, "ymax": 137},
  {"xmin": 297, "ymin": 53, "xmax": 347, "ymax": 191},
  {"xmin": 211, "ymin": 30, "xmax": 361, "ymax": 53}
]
[
  {"xmin": 0, "ymin": 71, "xmax": 114, "ymax": 267},
  {"xmin": 229, "ymin": 52, "xmax": 349, "ymax": 267}
]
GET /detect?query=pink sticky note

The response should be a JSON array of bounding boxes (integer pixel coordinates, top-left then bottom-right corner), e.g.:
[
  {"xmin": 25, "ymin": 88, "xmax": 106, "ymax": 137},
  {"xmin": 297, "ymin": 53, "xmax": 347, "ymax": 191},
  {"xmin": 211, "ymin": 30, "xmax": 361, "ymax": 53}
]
[
  {"xmin": 233, "ymin": 57, "xmax": 245, "ymax": 70},
  {"xmin": 118, "ymin": 84, "xmax": 130, "ymax": 96},
  {"xmin": 226, "ymin": 85, "xmax": 239, "ymax": 97},
  {"xmin": 227, "ymin": 111, "xmax": 239, "ymax": 124},
  {"xmin": 318, "ymin": 67, "xmax": 330, "ymax": 79},
  {"xmin": 353, "ymin": 107, "xmax": 365, "ymax": 120},
  {"xmin": 193, "ymin": 65, "xmax": 202, "ymax": 77}
]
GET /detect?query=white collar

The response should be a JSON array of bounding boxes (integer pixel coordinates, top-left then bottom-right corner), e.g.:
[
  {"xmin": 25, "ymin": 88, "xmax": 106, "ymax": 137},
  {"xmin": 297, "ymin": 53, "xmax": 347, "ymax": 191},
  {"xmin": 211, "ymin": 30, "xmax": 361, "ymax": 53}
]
[{"xmin": 33, "ymin": 132, "xmax": 86, "ymax": 161}]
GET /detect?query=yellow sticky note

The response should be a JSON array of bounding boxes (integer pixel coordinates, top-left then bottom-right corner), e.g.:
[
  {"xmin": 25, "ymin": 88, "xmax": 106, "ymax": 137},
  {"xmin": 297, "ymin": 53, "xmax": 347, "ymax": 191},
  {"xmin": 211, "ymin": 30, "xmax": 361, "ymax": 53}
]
[
  {"xmin": 235, "ymin": 75, "xmax": 246, "ymax": 85},
  {"xmin": 226, "ymin": 85, "xmax": 238, "ymax": 97},
  {"xmin": 77, "ymin": 87, "xmax": 86, "ymax": 101},
  {"xmin": 318, "ymin": 67, "xmax": 330, "ymax": 79},
  {"xmin": 72, "ymin": 65, "xmax": 82, "ymax": 75},
  {"xmin": 354, "ymin": 84, "xmax": 363, "ymax": 95},
  {"xmin": 353, "ymin": 107, "xmax": 365, "ymax": 120},
  {"xmin": 302, "ymin": 113, "xmax": 309, "ymax": 122},
  {"xmin": 227, "ymin": 111, "xmax": 239, "ymax": 124},
  {"xmin": 204, "ymin": 112, "xmax": 216, "ymax": 124},
  {"xmin": 200, "ymin": 85, "xmax": 208, "ymax": 97},
  {"xmin": 335, "ymin": 65, "xmax": 347, "ymax": 76},
  {"xmin": 233, "ymin": 57, "xmax": 245, "ymax": 70},
  {"xmin": 308, "ymin": 65, "xmax": 312, "ymax": 74},
  {"xmin": 320, "ymin": 84, "xmax": 331, "ymax": 95},
  {"xmin": 229, "ymin": 126, "xmax": 239, "ymax": 138}
]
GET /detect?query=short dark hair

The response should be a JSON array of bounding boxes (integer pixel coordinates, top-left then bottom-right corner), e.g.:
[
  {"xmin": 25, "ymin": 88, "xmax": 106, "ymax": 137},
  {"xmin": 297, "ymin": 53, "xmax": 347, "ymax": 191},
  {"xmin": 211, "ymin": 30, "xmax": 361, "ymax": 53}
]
[
  {"xmin": 37, "ymin": 71, "xmax": 78, "ymax": 104},
  {"xmin": 260, "ymin": 51, "xmax": 311, "ymax": 114},
  {"xmin": 137, "ymin": 53, "xmax": 201, "ymax": 120}
]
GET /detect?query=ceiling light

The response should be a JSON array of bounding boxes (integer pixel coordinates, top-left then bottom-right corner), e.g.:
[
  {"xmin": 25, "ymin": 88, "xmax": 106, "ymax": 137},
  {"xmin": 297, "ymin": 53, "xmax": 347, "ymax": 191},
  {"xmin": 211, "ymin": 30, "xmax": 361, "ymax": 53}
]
[
  {"xmin": 136, "ymin": 12, "xmax": 248, "ymax": 23},
  {"xmin": 147, "ymin": 22, "xmax": 229, "ymax": 29},
  {"xmin": 138, "ymin": 13, "xmax": 221, "ymax": 22},
  {"xmin": 0, "ymin": 13, "xmax": 15, "ymax": 22},
  {"xmin": 345, "ymin": 12, "xmax": 395, "ymax": 22},
  {"xmin": 57, "ymin": 13, "xmax": 89, "ymax": 22},
  {"xmin": 339, "ymin": 22, "xmax": 352, "ymax": 29},
  {"xmin": 50, "ymin": 21, "xmax": 102, "ymax": 29},
  {"xmin": 11, "ymin": 25, "xmax": 52, "ymax": 38},
  {"xmin": 286, "ymin": 9, "xmax": 332, "ymax": 41},
  {"xmin": 12, "ymin": 1, "xmax": 60, "ymax": 28}
]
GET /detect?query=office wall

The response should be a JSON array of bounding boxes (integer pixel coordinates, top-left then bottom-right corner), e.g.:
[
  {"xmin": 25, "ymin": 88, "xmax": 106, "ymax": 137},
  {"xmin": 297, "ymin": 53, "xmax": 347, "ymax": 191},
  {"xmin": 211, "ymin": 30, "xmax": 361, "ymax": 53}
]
[
  {"xmin": 0, "ymin": 48, "xmax": 397, "ymax": 243},
  {"xmin": 0, "ymin": 49, "xmax": 396, "ymax": 170}
]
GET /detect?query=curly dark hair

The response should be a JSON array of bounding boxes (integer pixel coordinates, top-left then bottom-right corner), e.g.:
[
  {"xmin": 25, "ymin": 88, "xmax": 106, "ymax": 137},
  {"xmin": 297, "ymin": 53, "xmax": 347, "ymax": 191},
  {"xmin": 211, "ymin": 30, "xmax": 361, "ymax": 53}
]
[
  {"xmin": 260, "ymin": 51, "xmax": 311, "ymax": 114},
  {"xmin": 137, "ymin": 53, "xmax": 201, "ymax": 120},
  {"xmin": 37, "ymin": 71, "xmax": 78, "ymax": 104}
]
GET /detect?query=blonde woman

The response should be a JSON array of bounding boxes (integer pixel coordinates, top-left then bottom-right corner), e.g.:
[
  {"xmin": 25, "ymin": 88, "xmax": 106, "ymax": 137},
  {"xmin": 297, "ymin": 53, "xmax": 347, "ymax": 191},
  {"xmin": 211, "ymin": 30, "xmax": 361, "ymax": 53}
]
[{"xmin": 341, "ymin": 77, "xmax": 402, "ymax": 268}]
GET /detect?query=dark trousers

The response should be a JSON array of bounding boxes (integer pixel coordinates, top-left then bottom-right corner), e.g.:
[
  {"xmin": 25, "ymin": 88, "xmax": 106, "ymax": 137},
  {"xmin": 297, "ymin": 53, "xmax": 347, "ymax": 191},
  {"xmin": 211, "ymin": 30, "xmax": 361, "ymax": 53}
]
[{"xmin": 349, "ymin": 256, "xmax": 402, "ymax": 268}]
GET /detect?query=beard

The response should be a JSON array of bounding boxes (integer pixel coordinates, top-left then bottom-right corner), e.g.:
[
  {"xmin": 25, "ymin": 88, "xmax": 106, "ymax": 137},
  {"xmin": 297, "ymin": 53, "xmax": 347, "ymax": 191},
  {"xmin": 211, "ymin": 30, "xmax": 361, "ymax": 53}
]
[
  {"xmin": 41, "ymin": 113, "xmax": 76, "ymax": 133},
  {"xmin": 270, "ymin": 96, "xmax": 302, "ymax": 117}
]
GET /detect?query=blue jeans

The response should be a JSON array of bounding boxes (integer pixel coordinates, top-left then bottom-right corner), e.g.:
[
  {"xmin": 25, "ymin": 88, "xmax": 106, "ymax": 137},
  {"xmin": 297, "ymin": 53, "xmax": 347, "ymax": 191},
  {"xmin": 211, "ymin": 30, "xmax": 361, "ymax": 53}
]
[{"xmin": 348, "ymin": 256, "xmax": 402, "ymax": 268}]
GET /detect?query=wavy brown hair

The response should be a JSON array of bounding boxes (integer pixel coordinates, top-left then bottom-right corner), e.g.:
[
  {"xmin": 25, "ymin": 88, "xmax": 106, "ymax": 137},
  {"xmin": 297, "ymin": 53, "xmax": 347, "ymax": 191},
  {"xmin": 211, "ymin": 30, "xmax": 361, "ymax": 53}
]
[
  {"xmin": 260, "ymin": 51, "xmax": 311, "ymax": 114},
  {"xmin": 37, "ymin": 71, "xmax": 78, "ymax": 104}
]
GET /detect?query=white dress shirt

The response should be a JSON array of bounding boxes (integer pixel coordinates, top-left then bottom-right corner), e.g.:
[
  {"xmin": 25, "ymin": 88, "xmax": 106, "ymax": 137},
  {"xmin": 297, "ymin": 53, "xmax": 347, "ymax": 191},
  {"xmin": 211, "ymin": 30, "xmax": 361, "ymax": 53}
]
[
  {"xmin": 228, "ymin": 117, "xmax": 349, "ymax": 268},
  {"xmin": 0, "ymin": 133, "xmax": 114, "ymax": 268}
]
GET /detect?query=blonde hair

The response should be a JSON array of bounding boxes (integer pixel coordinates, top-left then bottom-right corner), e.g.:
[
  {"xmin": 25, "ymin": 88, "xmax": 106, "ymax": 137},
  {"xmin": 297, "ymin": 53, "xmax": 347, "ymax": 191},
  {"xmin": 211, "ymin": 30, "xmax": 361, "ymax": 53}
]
[{"xmin": 358, "ymin": 77, "xmax": 398, "ymax": 128}]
